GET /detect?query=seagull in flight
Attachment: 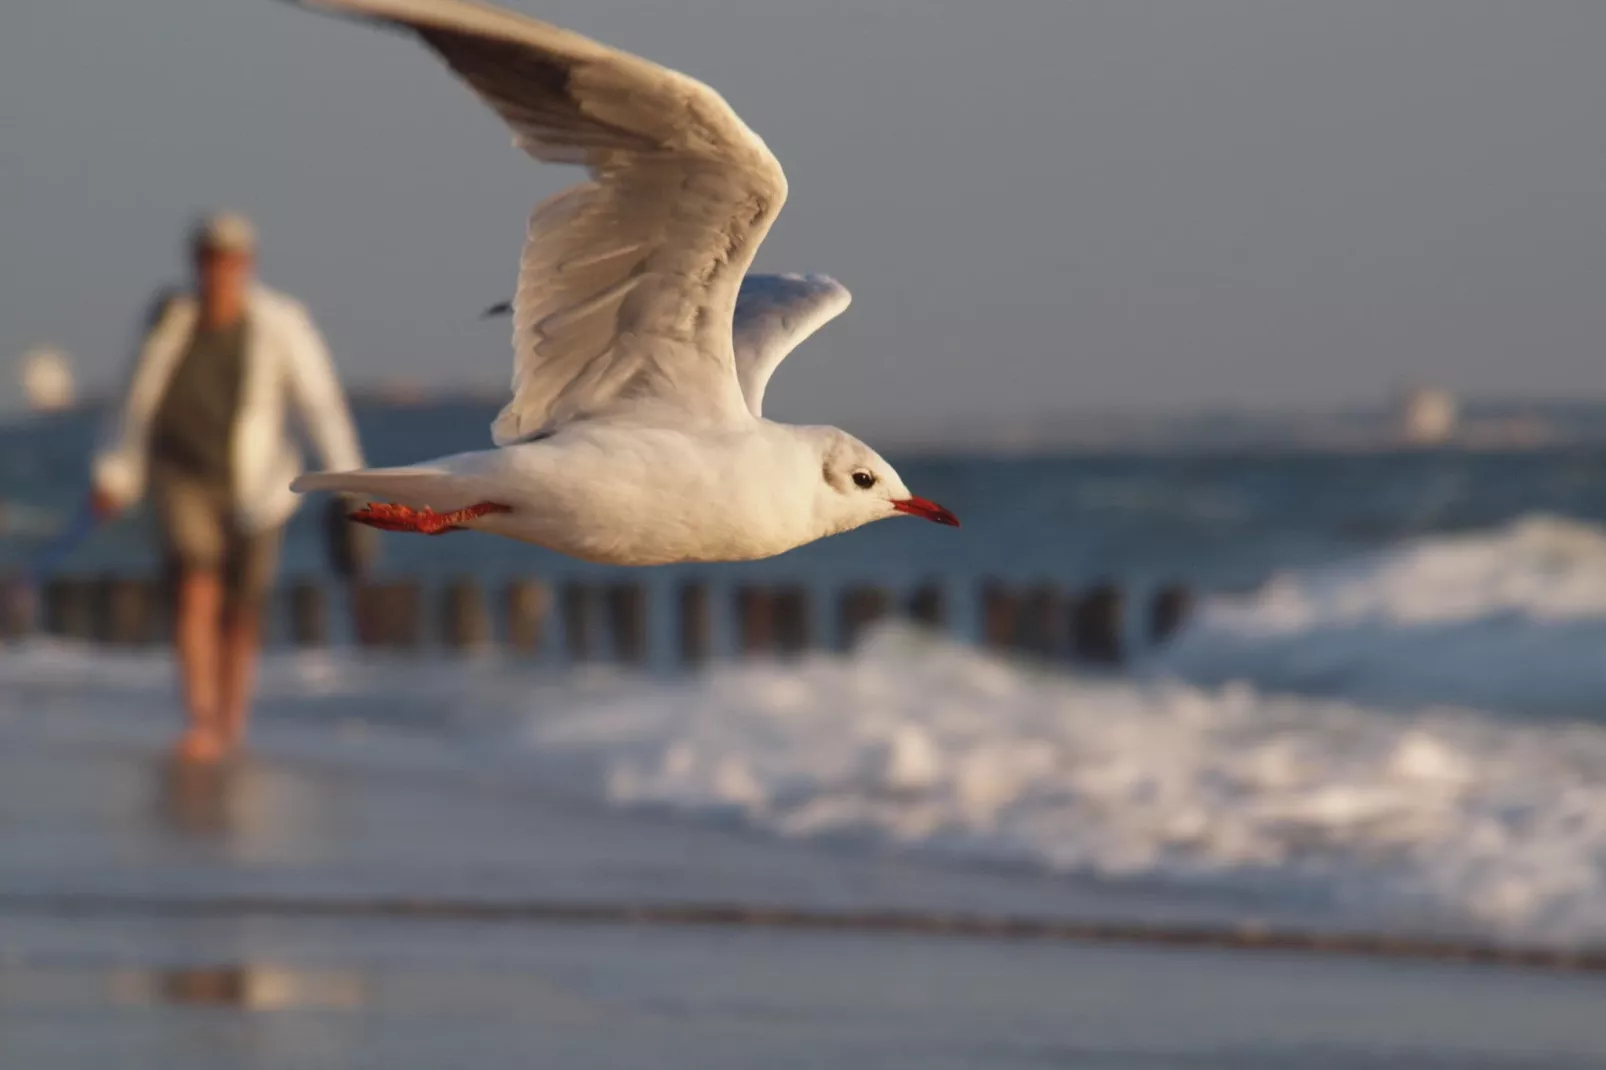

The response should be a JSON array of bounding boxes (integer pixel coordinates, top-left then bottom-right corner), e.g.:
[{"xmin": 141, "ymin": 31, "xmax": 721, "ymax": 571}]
[{"xmin": 289, "ymin": 0, "xmax": 959, "ymax": 566}]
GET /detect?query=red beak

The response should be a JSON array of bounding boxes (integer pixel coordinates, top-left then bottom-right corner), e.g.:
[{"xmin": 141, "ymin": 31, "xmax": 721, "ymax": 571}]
[{"xmin": 892, "ymin": 496, "xmax": 961, "ymax": 527}]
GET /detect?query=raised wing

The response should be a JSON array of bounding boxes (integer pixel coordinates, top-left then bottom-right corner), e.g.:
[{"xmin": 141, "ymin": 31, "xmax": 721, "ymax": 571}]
[
  {"xmin": 730, "ymin": 274, "xmax": 851, "ymax": 417},
  {"xmin": 298, "ymin": 0, "xmax": 787, "ymax": 443}
]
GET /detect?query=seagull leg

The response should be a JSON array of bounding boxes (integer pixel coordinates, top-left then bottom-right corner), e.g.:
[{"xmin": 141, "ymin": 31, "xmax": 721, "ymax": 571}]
[{"xmin": 347, "ymin": 501, "xmax": 512, "ymax": 535}]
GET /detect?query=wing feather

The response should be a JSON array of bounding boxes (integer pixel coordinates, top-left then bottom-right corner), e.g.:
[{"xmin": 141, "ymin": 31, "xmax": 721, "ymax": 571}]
[
  {"xmin": 731, "ymin": 274, "xmax": 852, "ymax": 417},
  {"xmin": 298, "ymin": 0, "xmax": 788, "ymax": 442}
]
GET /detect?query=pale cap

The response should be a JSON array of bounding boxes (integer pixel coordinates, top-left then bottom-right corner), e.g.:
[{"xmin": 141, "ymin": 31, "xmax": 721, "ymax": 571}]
[{"xmin": 190, "ymin": 211, "xmax": 257, "ymax": 256}]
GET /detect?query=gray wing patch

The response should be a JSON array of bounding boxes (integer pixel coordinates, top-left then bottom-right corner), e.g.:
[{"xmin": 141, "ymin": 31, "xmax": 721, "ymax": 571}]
[{"xmin": 730, "ymin": 273, "xmax": 852, "ymax": 418}]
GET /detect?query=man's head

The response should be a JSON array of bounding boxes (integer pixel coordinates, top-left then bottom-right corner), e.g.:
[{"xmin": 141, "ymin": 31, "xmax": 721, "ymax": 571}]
[{"xmin": 189, "ymin": 211, "xmax": 256, "ymax": 325}]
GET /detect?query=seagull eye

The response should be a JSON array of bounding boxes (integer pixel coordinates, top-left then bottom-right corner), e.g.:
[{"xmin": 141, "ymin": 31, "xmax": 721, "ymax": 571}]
[{"xmin": 852, "ymin": 470, "xmax": 877, "ymax": 490}]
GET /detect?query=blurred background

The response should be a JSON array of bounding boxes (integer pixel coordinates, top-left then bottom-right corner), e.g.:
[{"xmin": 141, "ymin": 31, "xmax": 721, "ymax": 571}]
[{"xmin": 5, "ymin": 1, "xmax": 1606, "ymax": 1067}]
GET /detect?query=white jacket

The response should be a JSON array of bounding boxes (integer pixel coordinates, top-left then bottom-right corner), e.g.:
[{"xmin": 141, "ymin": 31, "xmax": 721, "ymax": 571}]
[{"xmin": 94, "ymin": 284, "xmax": 364, "ymax": 533}]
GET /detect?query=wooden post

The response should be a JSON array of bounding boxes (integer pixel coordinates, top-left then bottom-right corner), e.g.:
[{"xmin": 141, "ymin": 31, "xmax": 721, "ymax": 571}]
[
  {"xmin": 0, "ymin": 576, "xmax": 31, "ymax": 641},
  {"xmin": 979, "ymin": 581, "xmax": 1019, "ymax": 651},
  {"xmin": 390, "ymin": 583, "xmax": 424, "ymax": 649},
  {"xmin": 354, "ymin": 581, "xmax": 422, "ymax": 649},
  {"xmin": 44, "ymin": 577, "xmax": 94, "ymax": 640},
  {"xmin": 287, "ymin": 581, "xmax": 326, "ymax": 647},
  {"xmin": 1149, "ymin": 583, "xmax": 1193, "ymax": 645},
  {"xmin": 1071, "ymin": 583, "xmax": 1124, "ymax": 666},
  {"xmin": 773, "ymin": 586, "xmax": 810, "ymax": 655},
  {"xmin": 678, "ymin": 582, "xmax": 711, "ymax": 666},
  {"xmin": 605, "ymin": 583, "xmax": 648, "ymax": 664},
  {"xmin": 838, "ymin": 587, "xmax": 890, "ymax": 650},
  {"xmin": 906, "ymin": 582, "xmax": 946, "ymax": 630},
  {"xmin": 561, "ymin": 583, "xmax": 595, "ymax": 662},
  {"xmin": 505, "ymin": 579, "xmax": 549, "ymax": 655},
  {"xmin": 90, "ymin": 577, "xmax": 118, "ymax": 644},
  {"xmin": 441, "ymin": 579, "xmax": 491, "ymax": 650},
  {"xmin": 1019, "ymin": 583, "xmax": 1067, "ymax": 658},
  {"xmin": 352, "ymin": 582, "xmax": 381, "ymax": 647},
  {"xmin": 736, "ymin": 586, "xmax": 775, "ymax": 656},
  {"xmin": 94, "ymin": 576, "xmax": 157, "ymax": 646}
]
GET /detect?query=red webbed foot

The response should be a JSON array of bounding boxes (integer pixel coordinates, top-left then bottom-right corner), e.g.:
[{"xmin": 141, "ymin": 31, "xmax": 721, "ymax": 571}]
[{"xmin": 347, "ymin": 501, "xmax": 512, "ymax": 535}]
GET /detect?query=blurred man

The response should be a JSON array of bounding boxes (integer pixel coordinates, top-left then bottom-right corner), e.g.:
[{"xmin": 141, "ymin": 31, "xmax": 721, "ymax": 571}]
[{"xmin": 92, "ymin": 212, "xmax": 365, "ymax": 762}]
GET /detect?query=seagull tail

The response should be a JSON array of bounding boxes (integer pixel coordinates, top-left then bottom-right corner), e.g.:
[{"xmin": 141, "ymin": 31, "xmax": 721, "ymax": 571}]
[{"xmin": 291, "ymin": 465, "xmax": 491, "ymax": 513}]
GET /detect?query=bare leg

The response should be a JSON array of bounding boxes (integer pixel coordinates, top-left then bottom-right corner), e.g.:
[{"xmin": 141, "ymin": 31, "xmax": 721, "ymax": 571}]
[
  {"xmin": 173, "ymin": 570, "xmax": 226, "ymax": 762},
  {"xmin": 218, "ymin": 602, "xmax": 263, "ymax": 749}
]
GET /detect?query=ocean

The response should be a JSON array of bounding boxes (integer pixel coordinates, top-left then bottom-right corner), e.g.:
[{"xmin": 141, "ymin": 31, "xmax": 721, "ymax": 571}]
[{"xmin": 5, "ymin": 401, "xmax": 1606, "ymax": 953}]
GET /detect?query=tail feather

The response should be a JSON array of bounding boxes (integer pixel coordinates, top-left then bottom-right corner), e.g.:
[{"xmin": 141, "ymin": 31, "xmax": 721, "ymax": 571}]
[{"xmin": 291, "ymin": 466, "xmax": 492, "ymax": 513}]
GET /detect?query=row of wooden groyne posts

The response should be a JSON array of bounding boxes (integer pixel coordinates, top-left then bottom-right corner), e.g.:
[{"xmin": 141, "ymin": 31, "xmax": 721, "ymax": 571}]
[{"xmin": 2, "ymin": 575, "xmax": 1197, "ymax": 666}]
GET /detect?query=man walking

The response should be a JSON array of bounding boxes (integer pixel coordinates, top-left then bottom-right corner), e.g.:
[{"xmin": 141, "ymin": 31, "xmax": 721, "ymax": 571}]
[{"xmin": 92, "ymin": 212, "xmax": 366, "ymax": 761}]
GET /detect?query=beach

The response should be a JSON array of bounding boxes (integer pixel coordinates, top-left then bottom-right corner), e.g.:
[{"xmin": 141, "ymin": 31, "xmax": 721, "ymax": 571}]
[{"xmin": 4, "ymin": 648, "xmax": 1606, "ymax": 1069}]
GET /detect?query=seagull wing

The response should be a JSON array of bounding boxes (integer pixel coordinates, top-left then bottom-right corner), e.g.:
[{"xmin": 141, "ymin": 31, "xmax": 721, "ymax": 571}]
[
  {"xmin": 298, "ymin": 0, "xmax": 786, "ymax": 442},
  {"xmin": 478, "ymin": 271, "xmax": 853, "ymax": 417},
  {"xmin": 730, "ymin": 274, "xmax": 851, "ymax": 418}
]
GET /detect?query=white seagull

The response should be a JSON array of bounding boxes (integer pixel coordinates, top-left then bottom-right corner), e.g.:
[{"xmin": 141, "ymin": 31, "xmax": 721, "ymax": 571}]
[{"xmin": 289, "ymin": 0, "xmax": 959, "ymax": 566}]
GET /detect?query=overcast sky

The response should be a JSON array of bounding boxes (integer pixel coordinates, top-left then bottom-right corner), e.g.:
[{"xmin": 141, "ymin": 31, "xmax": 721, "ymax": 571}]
[{"xmin": 5, "ymin": 1, "xmax": 1606, "ymax": 434}]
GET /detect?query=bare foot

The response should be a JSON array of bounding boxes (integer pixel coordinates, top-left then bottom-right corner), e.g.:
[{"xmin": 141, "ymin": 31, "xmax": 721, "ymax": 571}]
[{"xmin": 174, "ymin": 727, "xmax": 227, "ymax": 764}]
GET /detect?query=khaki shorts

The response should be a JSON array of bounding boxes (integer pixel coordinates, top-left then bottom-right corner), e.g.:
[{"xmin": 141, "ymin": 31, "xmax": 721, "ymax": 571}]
[{"xmin": 152, "ymin": 471, "xmax": 283, "ymax": 608}]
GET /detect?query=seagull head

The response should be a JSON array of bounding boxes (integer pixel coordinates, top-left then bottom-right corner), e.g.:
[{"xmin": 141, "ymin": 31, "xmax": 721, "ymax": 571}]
[{"xmin": 808, "ymin": 428, "xmax": 960, "ymax": 535}]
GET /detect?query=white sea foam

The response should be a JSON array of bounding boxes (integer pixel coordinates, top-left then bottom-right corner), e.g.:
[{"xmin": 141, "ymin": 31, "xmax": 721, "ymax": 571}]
[
  {"xmin": 521, "ymin": 625, "xmax": 1606, "ymax": 945},
  {"xmin": 1151, "ymin": 514, "xmax": 1606, "ymax": 713}
]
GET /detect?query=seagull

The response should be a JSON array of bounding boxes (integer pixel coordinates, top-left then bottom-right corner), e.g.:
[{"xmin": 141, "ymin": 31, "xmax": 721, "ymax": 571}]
[{"xmin": 289, "ymin": 0, "xmax": 959, "ymax": 566}]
